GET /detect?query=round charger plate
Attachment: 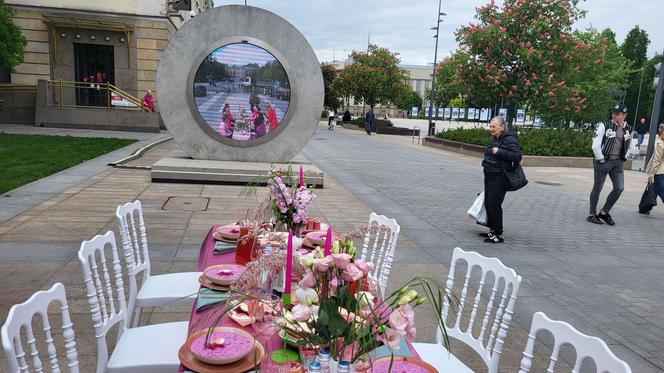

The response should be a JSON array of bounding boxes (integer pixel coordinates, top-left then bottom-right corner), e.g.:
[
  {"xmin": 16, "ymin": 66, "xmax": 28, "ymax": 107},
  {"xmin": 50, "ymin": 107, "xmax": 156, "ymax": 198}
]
[
  {"xmin": 305, "ymin": 231, "xmax": 340, "ymax": 246},
  {"xmin": 179, "ymin": 327, "xmax": 265, "ymax": 372},
  {"xmin": 204, "ymin": 264, "xmax": 246, "ymax": 286},
  {"xmin": 198, "ymin": 274, "xmax": 231, "ymax": 292},
  {"xmin": 213, "ymin": 231, "xmax": 238, "ymax": 243},
  {"xmin": 371, "ymin": 356, "xmax": 438, "ymax": 373},
  {"xmin": 215, "ymin": 225, "xmax": 241, "ymax": 239}
]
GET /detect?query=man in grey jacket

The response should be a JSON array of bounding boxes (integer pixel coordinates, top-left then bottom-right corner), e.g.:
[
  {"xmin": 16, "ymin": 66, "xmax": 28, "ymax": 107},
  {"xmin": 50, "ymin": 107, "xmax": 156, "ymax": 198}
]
[{"xmin": 587, "ymin": 104, "xmax": 631, "ymax": 225}]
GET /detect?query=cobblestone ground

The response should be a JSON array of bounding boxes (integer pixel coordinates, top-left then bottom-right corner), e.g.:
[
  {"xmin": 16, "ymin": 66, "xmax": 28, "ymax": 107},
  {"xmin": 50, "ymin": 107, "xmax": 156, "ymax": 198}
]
[{"xmin": 304, "ymin": 123, "xmax": 664, "ymax": 372}]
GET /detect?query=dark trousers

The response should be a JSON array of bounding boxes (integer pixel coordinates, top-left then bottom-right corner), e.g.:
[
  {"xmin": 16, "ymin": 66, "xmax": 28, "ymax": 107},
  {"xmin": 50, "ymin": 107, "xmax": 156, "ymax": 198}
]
[
  {"xmin": 589, "ymin": 159, "xmax": 624, "ymax": 215},
  {"xmin": 366, "ymin": 121, "xmax": 373, "ymax": 134},
  {"xmin": 484, "ymin": 173, "xmax": 507, "ymax": 235}
]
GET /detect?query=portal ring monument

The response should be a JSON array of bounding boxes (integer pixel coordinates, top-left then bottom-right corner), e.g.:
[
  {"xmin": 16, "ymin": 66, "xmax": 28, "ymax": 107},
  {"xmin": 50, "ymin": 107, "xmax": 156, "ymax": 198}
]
[{"xmin": 157, "ymin": 5, "xmax": 324, "ymax": 162}]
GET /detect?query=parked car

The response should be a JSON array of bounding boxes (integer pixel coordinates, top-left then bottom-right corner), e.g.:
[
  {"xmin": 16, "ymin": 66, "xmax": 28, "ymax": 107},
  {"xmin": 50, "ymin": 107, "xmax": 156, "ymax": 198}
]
[{"xmin": 194, "ymin": 85, "xmax": 207, "ymax": 97}]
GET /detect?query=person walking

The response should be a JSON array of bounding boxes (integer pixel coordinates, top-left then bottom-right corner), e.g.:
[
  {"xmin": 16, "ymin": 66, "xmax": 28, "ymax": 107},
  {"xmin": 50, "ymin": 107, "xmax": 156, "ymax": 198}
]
[
  {"xmin": 587, "ymin": 104, "xmax": 632, "ymax": 225},
  {"xmin": 328, "ymin": 108, "xmax": 335, "ymax": 131},
  {"xmin": 365, "ymin": 108, "xmax": 374, "ymax": 135},
  {"xmin": 480, "ymin": 116, "xmax": 522, "ymax": 243},
  {"xmin": 645, "ymin": 124, "xmax": 664, "ymax": 210},
  {"xmin": 635, "ymin": 117, "xmax": 648, "ymax": 150},
  {"xmin": 266, "ymin": 103, "xmax": 278, "ymax": 132},
  {"xmin": 254, "ymin": 106, "xmax": 267, "ymax": 138}
]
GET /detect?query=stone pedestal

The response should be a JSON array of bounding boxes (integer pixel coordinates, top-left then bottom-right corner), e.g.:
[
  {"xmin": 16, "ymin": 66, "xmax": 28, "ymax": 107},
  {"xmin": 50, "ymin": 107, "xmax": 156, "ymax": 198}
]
[{"xmin": 151, "ymin": 154, "xmax": 324, "ymax": 187}]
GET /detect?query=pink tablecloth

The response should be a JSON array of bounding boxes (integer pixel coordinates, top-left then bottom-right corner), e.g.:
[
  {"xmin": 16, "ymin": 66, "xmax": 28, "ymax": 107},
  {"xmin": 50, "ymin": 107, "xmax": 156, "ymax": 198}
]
[{"xmin": 178, "ymin": 225, "xmax": 419, "ymax": 372}]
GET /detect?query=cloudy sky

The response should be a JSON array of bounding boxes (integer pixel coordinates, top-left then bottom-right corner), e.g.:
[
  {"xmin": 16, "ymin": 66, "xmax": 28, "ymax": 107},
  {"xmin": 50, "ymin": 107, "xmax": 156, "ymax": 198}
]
[
  {"xmin": 214, "ymin": 0, "xmax": 663, "ymax": 66},
  {"xmin": 211, "ymin": 43, "xmax": 275, "ymax": 66}
]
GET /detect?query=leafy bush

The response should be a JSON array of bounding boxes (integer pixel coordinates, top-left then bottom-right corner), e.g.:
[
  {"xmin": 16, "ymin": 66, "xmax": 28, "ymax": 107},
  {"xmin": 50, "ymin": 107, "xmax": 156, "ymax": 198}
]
[
  {"xmin": 351, "ymin": 117, "xmax": 366, "ymax": 127},
  {"xmin": 436, "ymin": 127, "xmax": 593, "ymax": 157}
]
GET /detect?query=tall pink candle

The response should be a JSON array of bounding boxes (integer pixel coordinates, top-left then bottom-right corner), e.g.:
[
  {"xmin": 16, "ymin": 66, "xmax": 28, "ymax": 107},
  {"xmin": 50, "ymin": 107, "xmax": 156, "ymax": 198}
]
[
  {"xmin": 324, "ymin": 226, "xmax": 332, "ymax": 256},
  {"xmin": 285, "ymin": 229, "xmax": 293, "ymax": 295},
  {"xmin": 299, "ymin": 165, "xmax": 304, "ymax": 187}
]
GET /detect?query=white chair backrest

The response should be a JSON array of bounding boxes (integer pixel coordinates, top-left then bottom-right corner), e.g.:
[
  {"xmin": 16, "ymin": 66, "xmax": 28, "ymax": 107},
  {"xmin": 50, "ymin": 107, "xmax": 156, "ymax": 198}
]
[
  {"xmin": 1, "ymin": 283, "xmax": 79, "ymax": 373},
  {"xmin": 78, "ymin": 231, "xmax": 128, "ymax": 373},
  {"xmin": 441, "ymin": 247, "xmax": 522, "ymax": 373},
  {"xmin": 115, "ymin": 200, "xmax": 150, "ymax": 318},
  {"xmin": 519, "ymin": 312, "xmax": 632, "ymax": 373},
  {"xmin": 359, "ymin": 212, "xmax": 400, "ymax": 297}
]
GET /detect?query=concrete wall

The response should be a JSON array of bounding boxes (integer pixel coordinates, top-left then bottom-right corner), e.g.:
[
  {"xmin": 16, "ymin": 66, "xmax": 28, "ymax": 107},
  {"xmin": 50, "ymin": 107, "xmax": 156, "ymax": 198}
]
[
  {"xmin": 7, "ymin": 0, "xmax": 164, "ymax": 17},
  {"xmin": 0, "ymin": 88, "xmax": 37, "ymax": 124},
  {"xmin": 7, "ymin": 8, "xmax": 51, "ymax": 85}
]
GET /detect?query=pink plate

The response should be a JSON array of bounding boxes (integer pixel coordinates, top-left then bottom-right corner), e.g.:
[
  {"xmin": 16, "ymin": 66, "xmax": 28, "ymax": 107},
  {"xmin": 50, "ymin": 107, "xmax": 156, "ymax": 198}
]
[
  {"xmin": 204, "ymin": 264, "xmax": 246, "ymax": 286},
  {"xmin": 189, "ymin": 328, "xmax": 254, "ymax": 365},
  {"xmin": 305, "ymin": 231, "xmax": 340, "ymax": 246},
  {"xmin": 215, "ymin": 225, "xmax": 241, "ymax": 240}
]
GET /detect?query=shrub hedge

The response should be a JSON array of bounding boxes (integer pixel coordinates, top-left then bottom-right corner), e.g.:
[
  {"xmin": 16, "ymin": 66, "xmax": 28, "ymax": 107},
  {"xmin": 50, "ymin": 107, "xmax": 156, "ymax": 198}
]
[{"xmin": 435, "ymin": 127, "xmax": 593, "ymax": 157}]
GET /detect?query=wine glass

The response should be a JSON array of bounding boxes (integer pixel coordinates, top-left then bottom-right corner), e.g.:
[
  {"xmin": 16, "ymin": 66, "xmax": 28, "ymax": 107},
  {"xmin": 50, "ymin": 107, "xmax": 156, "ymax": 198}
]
[{"xmin": 252, "ymin": 290, "xmax": 282, "ymax": 344}]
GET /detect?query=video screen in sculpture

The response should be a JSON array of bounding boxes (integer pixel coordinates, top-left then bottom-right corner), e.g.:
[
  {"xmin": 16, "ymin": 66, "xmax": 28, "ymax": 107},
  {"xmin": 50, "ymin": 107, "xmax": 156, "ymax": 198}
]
[{"xmin": 193, "ymin": 43, "xmax": 291, "ymax": 141}]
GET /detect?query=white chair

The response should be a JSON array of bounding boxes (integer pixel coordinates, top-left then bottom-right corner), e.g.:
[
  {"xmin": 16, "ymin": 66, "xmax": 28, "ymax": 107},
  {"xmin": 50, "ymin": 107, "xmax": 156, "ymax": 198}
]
[
  {"xmin": 79, "ymin": 231, "xmax": 189, "ymax": 373},
  {"xmin": 2, "ymin": 283, "xmax": 80, "ymax": 373},
  {"xmin": 116, "ymin": 200, "xmax": 201, "ymax": 327},
  {"xmin": 519, "ymin": 312, "xmax": 632, "ymax": 373},
  {"xmin": 413, "ymin": 247, "xmax": 522, "ymax": 373},
  {"xmin": 359, "ymin": 212, "xmax": 400, "ymax": 297}
]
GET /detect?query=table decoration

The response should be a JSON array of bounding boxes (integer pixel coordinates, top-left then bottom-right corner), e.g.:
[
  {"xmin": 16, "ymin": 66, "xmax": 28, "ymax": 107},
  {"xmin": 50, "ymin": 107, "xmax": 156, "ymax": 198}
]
[
  {"xmin": 204, "ymin": 264, "xmax": 246, "ymax": 286},
  {"xmin": 368, "ymin": 356, "xmax": 438, "ymax": 373},
  {"xmin": 179, "ymin": 327, "xmax": 265, "ymax": 373}
]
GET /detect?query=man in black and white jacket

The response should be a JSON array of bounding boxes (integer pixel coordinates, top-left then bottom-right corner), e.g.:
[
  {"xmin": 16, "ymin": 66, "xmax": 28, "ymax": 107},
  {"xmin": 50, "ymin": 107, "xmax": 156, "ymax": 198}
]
[{"xmin": 587, "ymin": 104, "xmax": 631, "ymax": 225}]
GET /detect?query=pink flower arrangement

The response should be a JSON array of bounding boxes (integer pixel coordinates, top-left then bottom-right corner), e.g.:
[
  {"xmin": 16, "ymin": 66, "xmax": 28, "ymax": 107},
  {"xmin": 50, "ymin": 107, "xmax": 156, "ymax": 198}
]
[{"xmin": 265, "ymin": 167, "xmax": 316, "ymax": 232}]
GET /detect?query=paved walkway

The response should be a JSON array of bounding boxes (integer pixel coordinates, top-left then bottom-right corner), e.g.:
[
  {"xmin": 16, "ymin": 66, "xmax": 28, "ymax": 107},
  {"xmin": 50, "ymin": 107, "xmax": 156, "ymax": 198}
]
[{"xmin": 304, "ymin": 124, "xmax": 664, "ymax": 372}]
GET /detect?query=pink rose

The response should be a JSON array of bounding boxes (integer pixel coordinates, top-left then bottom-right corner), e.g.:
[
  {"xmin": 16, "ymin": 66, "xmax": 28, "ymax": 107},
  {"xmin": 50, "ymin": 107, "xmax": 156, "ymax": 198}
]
[
  {"xmin": 388, "ymin": 309, "xmax": 409, "ymax": 334},
  {"xmin": 292, "ymin": 304, "xmax": 312, "ymax": 322},
  {"xmin": 343, "ymin": 263, "xmax": 364, "ymax": 282},
  {"xmin": 299, "ymin": 270, "xmax": 316, "ymax": 289},
  {"xmin": 354, "ymin": 259, "xmax": 375, "ymax": 275},
  {"xmin": 331, "ymin": 253, "xmax": 352, "ymax": 270},
  {"xmin": 380, "ymin": 327, "xmax": 402, "ymax": 350},
  {"xmin": 313, "ymin": 256, "xmax": 334, "ymax": 272}
]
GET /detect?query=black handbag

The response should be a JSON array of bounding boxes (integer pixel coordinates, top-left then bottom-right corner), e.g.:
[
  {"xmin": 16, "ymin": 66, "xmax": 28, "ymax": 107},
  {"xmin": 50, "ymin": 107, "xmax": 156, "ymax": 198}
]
[
  {"xmin": 639, "ymin": 183, "xmax": 658, "ymax": 213},
  {"xmin": 503, "ymin": 162, "xmax": 528, "ymax": 191}
]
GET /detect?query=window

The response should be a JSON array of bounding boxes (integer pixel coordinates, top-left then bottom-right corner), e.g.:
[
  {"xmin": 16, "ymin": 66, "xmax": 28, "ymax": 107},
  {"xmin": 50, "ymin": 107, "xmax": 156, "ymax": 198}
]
[{"xmin": 0, "ymin": 65, "xmax": 10, "ymax": 83}]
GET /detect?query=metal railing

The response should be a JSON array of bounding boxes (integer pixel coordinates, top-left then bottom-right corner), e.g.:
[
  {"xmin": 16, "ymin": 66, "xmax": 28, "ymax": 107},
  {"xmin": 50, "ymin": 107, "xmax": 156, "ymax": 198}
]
[{"xmin": 46, "ymin": 80, "xmax": 142, "ymax": 110}]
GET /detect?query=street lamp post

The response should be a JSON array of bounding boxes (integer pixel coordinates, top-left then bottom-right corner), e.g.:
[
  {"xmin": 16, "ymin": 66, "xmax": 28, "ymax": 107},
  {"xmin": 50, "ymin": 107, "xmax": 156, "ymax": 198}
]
[{"xmin": 428, "ymin": 0, "xmax": 445, "ymax": 136}]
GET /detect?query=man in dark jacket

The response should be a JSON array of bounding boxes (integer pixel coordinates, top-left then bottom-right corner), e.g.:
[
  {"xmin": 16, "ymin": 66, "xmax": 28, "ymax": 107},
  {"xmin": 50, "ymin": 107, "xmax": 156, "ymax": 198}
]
[
  {"xmin": 365, "ymin": 108, "xmax": 374, "ymax": 135},
  {"xmin": 480, "ymin": 116, "xmax": 522, "ymax": 243},
  {"xmin": 635, "ymin": 117, "xmax": 648, "ymax": 150}
]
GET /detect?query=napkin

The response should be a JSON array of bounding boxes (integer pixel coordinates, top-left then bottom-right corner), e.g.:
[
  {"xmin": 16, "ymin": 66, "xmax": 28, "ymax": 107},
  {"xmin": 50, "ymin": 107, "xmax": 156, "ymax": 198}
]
[
  {"xmin": 213, "ymin": 241, "xmax": 237, "ymax": 255},
  {"xmin": 196, "ymin": 288, "xmax": 230, "ymax": 311},
  {"xmin": 374, "ymin": 337, "xmax": 413, "ymax": 358}
]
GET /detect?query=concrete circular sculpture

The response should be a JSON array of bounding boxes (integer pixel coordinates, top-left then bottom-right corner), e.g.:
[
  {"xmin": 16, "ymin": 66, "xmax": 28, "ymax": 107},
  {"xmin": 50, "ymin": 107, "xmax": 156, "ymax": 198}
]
[{"xmin": 157, "ymin": 5, "xmax": 324, "ymax": 162}]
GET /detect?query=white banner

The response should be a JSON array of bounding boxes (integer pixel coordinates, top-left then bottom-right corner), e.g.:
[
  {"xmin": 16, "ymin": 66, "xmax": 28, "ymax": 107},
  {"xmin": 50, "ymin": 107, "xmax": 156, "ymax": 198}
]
[
  {"xmin": 411, "ymin": 107, "xmax": 418, "ymax": 116},
  {"xmin": 111, "ymin": 91, "xmax": 138, "ymax": 107},
  {"xmin": 516, "ymin": 109, "xmax": 526, "ymax": 123},
  {"xmin": 451, "ymin": 107, "xmax": 459, "ymax": 119},
  {"xmin": 499, "ymin": 108, "xmax": 508, "ymax": 119},
  {"xmin": 468, "ymin": 108, "xmax": 475, "ymax": 120},
  {"xmin": 475, "ymin": 108, "xmax": 480, "ymax": 120},
  {"xmin": 480, "ymin": 108, "xmax": 489, "ymax": 121},
  {"xmin": 438, "ymin": 107, "xmax": 445, "ymax": 118},
  {"xmin": 459, "ymin": 108, "xmax": 466, "ymax": 120},
  {"xmin": 444, "ymin": 108, "xmax": 451, "ymax": 119}
]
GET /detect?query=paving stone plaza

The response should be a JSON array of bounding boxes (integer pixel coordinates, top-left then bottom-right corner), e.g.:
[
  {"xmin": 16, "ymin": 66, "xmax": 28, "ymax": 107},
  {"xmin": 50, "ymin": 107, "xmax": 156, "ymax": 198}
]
[{"xmin": 0, "ymin": 122, "xmax": 662, "ymax": 372}]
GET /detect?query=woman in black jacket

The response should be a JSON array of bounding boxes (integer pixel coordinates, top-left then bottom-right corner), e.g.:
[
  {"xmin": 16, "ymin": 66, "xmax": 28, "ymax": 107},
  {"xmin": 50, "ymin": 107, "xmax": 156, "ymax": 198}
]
[{"xmin": 480, "ymin": 116, "xmax": 522, "ymax": 243}]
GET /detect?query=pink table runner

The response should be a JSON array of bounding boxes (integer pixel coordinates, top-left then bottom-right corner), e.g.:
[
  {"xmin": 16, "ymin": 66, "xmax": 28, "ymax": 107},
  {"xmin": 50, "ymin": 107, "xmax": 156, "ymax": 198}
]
[{"xmin": 178, "ymin": 225, "xmax": 419, "ymax": 372}]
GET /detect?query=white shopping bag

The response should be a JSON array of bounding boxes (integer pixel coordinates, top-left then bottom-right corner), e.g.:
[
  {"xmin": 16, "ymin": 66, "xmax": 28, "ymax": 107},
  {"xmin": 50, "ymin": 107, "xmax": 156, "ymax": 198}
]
[{"xmin": 467, "ymin": 192, "xmax": 487, "ymax": 225}]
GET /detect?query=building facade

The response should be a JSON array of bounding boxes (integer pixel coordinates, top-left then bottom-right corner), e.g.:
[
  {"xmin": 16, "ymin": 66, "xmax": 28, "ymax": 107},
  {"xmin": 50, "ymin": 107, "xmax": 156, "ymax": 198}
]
[{"xmin": 1, "ymin": 0, "xmax": 212, "ymax": 127}]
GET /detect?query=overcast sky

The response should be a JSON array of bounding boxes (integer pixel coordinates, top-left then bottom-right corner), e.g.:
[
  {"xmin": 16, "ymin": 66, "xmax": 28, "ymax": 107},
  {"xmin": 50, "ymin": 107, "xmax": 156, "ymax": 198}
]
[{"xmin": 214, "ymin": 0, "xmax": 663, "ymax": 66}]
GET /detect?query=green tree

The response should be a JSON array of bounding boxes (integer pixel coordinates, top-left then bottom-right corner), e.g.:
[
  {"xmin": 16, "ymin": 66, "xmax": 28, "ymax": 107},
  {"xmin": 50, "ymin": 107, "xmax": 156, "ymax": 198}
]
[
  {"xmin": 452, "ymin": 0, "xmax": 602, "ymax": 128},
  {"xmin": 567, "ymin": 28, "xmax": 631, "ymax": 125},
  {"xmin": 335, "ymin": 44, "xmax": 410, "ymax": 109},
  {"xmin": 0, "ymin": 0, "xmax": 27, "ymax": 72},
  {"xmin": 433, "ymin": 57, "xmax": 465, "ymax": 107},
  {"xmin": 620, "ymin": 26, "xmax": 651, "ymax": 122},
  {"xmin": 321, "ymin": 63, "xmax": 340, "ymax": 110},
  {"xmin": 393, "ymin": 89, "xmax": 422, "ymax": 115}
]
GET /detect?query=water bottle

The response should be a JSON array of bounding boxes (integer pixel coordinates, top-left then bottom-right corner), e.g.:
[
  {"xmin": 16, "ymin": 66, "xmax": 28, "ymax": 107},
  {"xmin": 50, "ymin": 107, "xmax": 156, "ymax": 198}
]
[
  {"xmin": 307, "ymin": 362, "xmax": 322, "ymax": 373},
  {"xmin": 317, "ymin": 349, "xmax": 331, "ymax": 373},
  {"xmin": 337, "ymin": 361, "xmax": 351, "ymax": 373}
]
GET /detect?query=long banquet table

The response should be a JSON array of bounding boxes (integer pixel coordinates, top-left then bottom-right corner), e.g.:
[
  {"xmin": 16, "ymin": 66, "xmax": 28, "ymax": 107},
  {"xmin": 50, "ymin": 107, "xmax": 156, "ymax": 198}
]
[{"xmin": 178, "ymin": 225, "xmax": 419, "ymax": 372}]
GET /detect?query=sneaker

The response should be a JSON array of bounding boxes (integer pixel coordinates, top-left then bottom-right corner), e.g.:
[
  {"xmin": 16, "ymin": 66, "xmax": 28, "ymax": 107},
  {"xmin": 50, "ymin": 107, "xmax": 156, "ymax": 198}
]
[
  {"xmin": 484, "ymin": 233, "xmax": 504, "ymax": 243},
  {"xmin": 479, "ymin": 231, "xmax": 495, "ymax": 238},
  {"xmin": 586, "ymin": 215, "xmax": 603, "ymax": 225},
  {"xmin": 598, "ymin": 212, "xmax": 615, "ymax": 226}
]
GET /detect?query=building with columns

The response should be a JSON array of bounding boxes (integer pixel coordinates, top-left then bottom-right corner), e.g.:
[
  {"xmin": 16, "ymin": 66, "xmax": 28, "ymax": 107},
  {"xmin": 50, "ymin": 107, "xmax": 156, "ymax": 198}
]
[{"xmin": 0, "ymin": 0, "xmax": 213, "ymax": 127}]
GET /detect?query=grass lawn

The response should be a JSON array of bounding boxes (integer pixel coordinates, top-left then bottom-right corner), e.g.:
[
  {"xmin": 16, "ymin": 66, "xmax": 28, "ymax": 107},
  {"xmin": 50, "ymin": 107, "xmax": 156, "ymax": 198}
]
[{"xmin": 0, "ymin": 133, "xmax": 137, "ymax": 195}]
